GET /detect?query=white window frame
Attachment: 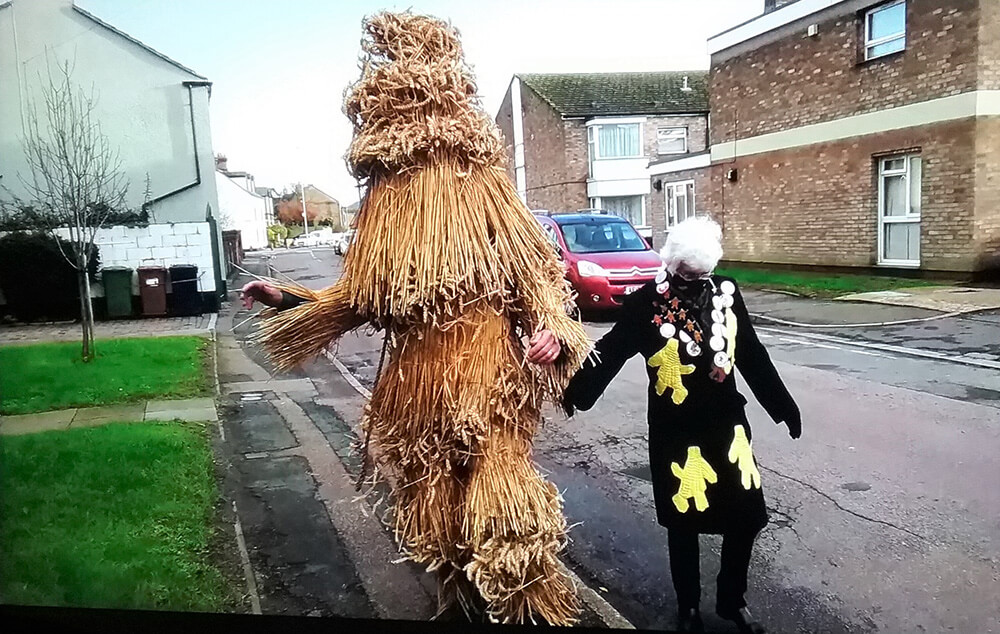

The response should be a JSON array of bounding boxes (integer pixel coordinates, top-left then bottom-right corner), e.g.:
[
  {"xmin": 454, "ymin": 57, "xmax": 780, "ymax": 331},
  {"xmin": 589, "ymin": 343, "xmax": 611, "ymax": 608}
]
[
  {"xmin": 864, "ymin": 0, "xmax": 906, "ymax": 61},
  {"xmin": 587, "ymin": 119, "xmax": 644, "ymax": 161},
  {"xmin": 664, "ymin": 180, "xmax": 696, "ymax": 230},
  {"xmin": 657, "ymin": 127, "xmax": 688, "ymax": 155},
  {"xmin": 590, "ymin": 195, "xmax": 647, "ymax": 229},
  {"xmin": 877, "ymin": 153, "xmax": 921, "ymax": 267}
]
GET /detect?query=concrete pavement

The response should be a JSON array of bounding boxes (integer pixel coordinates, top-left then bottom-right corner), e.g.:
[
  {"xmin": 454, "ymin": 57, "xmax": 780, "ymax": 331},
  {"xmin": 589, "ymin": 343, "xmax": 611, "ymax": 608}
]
[
  {"xmin": 837, "ymin": 285, "xmax": 1000, "ymax": 314},
  {"xmin": 0, "ymin": 396, "xmax": 218, "ymax": 435}
]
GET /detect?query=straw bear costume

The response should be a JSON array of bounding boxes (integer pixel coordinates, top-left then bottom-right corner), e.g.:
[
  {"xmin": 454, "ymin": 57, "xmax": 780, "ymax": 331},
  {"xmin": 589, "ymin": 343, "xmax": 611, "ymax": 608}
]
[{"xmin": 253, "ymin": 12, "xmax": 591, "ymax": 626}]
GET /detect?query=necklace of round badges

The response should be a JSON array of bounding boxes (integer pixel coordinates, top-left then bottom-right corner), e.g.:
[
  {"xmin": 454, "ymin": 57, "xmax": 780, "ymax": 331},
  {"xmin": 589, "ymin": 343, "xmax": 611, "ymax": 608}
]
[{"xmin": 651, "ymin": 269, "xmax": 738, "ymax": 383}]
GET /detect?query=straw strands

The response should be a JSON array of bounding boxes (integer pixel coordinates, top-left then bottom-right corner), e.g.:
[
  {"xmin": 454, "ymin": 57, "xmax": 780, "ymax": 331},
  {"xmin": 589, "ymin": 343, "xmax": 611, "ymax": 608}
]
[{"xmin": 252, "ymin": 10, "xmax": 591, "ymax": 625}]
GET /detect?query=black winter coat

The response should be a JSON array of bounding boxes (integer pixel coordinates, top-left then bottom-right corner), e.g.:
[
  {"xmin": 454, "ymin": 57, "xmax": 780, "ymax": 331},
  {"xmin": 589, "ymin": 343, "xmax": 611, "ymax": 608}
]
[{"xmin": 563, "ymin": 276, "xmax": 799, "ymax": 534}]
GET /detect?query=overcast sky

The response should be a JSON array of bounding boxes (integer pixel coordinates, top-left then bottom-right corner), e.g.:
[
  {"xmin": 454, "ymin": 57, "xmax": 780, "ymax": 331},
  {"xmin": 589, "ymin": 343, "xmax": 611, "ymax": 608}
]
[{"xmin": 80, "ymin": 0, "xmax": 764, "ymax": 205}]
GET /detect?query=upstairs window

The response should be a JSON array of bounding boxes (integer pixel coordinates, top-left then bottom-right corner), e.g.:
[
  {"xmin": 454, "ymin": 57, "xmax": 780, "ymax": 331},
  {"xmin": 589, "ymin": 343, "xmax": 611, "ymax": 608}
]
[
  {"xmin": 588, "ymin": 120, "xmax": 643, "ymax": 177},
  {"xmin": 657, "ymin": 127, "xmax": 688, "ymax": 155},
  {"xmin": 865, "ymin": 0, "xmax": 906, "ymax": 60},
  {"xmin": 588, "ymin": 123, "xmax": 642, "ymax": 160}
]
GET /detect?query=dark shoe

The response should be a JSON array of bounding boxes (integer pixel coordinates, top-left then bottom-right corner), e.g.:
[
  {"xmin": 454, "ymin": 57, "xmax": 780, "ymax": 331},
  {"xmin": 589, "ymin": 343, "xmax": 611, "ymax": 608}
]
[
  {"xmin": 676, "ymin": 607, "xmax": 704, "ymax": 632},
  {"xmin": 716, "ymin": 606, "xmax": 766, "ymax": 634}
]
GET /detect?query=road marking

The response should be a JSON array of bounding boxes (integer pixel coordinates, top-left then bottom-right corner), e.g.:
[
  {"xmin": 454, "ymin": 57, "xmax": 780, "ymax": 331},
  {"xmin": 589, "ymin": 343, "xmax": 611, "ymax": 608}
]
[
  {"xmin": 848, "ymin": 349, "xmax": 890, "ymax": 358},
  {"xmin": 760, "ymin": 326, "xmax": 1000, "ymax": 370},
  {"xmin": 320, "ymin": 348, "xmax": 635, "ymax": 629},
  {"xmin": 779, "ymin": 336, "xmax": 842, "ymax": 351}
]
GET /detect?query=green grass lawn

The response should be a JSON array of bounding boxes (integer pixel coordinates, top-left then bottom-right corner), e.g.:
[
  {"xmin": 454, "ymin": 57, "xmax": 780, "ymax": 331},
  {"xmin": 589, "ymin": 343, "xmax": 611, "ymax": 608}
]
[
  {"xmin": 0, "ymin": 336, "xmax": 211, "ymax": 415},
  {"xmin": 0, "ymin": 421, "xmax": 233, "ymax": 611},
  {"xmin": 716, "ymin": 266, "xmax": 943, "ymax": 298}
]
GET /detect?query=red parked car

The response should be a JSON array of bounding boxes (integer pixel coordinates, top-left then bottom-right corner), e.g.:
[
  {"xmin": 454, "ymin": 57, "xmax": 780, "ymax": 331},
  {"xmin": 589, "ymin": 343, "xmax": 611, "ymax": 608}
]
[{"xmin": 534, "ymin": 210, "xmax": 664, "ymax": 312}]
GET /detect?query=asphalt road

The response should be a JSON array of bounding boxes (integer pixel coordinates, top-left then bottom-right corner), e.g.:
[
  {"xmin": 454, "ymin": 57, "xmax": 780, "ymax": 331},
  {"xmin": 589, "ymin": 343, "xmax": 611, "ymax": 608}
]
[{"xmin": 242, "ymin": 247, "xmax": 1000, "ymax": 633}]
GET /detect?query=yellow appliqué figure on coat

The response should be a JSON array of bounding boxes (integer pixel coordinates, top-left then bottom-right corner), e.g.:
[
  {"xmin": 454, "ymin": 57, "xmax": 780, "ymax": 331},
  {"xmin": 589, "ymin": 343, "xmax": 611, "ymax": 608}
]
[
  {"xmin": 671, "ymin": 446, "xmax": 718, "ymax": 512},
  {"xmin": 727, "ymin": 425, "xmax": 761, "ymax": 490},
  {"xmin": 649, "ymin": 339, "xmax": 696, "ymax": 404},
  {"xmin": 724, "ymin": 307, "xmax": 738, "ymax": 374}
]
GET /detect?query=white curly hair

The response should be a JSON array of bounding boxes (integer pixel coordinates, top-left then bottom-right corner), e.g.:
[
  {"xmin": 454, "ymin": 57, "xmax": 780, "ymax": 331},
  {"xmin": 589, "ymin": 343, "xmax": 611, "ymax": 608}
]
[{"xmin": 659, "ymin": 216, "xmax": 724, "ymax": 277}]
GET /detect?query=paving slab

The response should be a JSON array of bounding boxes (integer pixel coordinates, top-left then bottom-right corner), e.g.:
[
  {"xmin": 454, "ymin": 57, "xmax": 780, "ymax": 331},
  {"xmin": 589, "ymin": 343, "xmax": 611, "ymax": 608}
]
[
  {"xmin": 145, "ymin": 397, "xmax": 218, "ymax": 422},
  {"xmin": 223, "ymin": 378, "xmax": 316, "ymax": 396},
  {"xmin": 0, "ymin": 409, "xmax": 76, "ymax": 436},
  {"xmin": 70, "ymin": 403, "xmax": 147, "ymax": 427},
  {"xmin": 836, "ymin": 286, "xmax": 1000, "ymax": 313}
]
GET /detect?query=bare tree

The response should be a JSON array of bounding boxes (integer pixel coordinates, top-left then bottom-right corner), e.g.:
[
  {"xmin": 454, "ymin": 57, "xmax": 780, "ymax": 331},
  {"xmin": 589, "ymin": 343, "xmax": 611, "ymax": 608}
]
[{"xmin": 4, "ymin": 59, "xmax": 129, "ymax": 362}]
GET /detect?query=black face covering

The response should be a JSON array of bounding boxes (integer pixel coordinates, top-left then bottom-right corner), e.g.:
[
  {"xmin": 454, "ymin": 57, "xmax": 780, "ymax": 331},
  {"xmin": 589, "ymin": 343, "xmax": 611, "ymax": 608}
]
[{"xmin": 669, "ymin": 273, "xmax": 711, "ymax": 301}]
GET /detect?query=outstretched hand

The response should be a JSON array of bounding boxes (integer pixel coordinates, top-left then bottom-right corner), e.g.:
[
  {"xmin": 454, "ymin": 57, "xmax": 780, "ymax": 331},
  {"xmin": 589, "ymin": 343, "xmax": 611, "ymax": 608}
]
[
  {"xmin": 527, "ymin": 329, "xmax": 562, "ymax": 365},
  {"xmin": 782, "ymin": 411, "xmax": 802, "ymax": 439},
  {"xmin": 240, "ymin": 280, "xmax": 283, "ymax": 310}
]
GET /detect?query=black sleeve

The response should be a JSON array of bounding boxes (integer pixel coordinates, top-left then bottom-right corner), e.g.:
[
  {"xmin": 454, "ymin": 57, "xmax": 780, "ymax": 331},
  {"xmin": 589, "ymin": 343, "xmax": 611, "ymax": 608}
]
[
  {"xmin": 563, "ymin": 293, "xmax": 644, "ymax": 415},
  {"xmin": 278, "ymin": 291, "xmax": 309, "ymax": 311},
  {"xmin": 731, "ymin": 283, "xmax": 799, "ymax": 426}
]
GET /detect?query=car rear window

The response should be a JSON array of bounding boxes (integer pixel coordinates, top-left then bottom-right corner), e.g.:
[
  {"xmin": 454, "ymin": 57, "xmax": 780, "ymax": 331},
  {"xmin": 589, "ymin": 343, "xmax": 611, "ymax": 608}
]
[{"xmin": 557, "ymin": 220, "xmax": 648, "ymax": 254}]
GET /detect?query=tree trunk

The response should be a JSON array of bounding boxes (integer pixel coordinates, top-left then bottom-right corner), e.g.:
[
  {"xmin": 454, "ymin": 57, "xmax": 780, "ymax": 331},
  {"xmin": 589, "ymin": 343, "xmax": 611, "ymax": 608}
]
[
  {"xmin": 77, "ymin": 268, "xmax": 92, "ymax": 362},
  {"xmin": 82, "ymin": 266, "xmax": 96, "ymax": 361}
]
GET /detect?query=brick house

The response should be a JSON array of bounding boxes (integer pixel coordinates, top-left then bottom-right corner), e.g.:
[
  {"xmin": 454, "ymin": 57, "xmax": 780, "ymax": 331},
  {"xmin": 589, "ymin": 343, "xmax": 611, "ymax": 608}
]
[
  {"xmin": 495, "ymin": 72, "xmax": 709, "ymax": 243},
  {"xmin": 701, "ymin": 0, "xmax": 1000, "ymax": 275}
]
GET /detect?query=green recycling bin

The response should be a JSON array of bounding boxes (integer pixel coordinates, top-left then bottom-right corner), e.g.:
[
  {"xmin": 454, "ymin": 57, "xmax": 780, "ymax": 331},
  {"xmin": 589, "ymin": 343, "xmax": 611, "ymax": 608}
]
[{"xmin": 102, "ymin": 267, "xmax": 134, "ymax": 319}]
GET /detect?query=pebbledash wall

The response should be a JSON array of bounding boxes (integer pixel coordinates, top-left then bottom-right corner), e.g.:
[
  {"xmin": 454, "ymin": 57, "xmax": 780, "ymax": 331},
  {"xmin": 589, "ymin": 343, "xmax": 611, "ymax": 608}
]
[
  {"xmin": 0, "ymin": 0, "xmax": 227, "ymax": 296},
  {"xmin": 701, "ymin": 0, "xmax": 1000, "ymax": 274}
]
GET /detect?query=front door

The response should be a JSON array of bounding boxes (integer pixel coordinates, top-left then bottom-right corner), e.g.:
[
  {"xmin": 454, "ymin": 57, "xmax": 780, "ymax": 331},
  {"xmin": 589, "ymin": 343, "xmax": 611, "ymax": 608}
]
[
  {"xmin": 664, "ymin": 180, "xmax": 696, "ymax": 230},
  {"xmin": 877, "ymin": 154, "xmax": 921, "ymax": 267}
]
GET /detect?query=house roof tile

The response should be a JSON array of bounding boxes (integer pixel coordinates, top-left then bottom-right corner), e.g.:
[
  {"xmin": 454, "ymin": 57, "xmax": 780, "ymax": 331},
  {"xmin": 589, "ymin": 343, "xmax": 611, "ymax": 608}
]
[{"xmin": 517, "ymin": 71, "xmax": 708, "ymax": 117}]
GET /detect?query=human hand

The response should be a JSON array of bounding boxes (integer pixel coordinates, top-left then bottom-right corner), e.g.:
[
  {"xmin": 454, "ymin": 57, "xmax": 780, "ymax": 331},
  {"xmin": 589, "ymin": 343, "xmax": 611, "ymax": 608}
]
[
  {"xmin": 527, "ymin": 329, "xmax": 562, "ymax": 365},
  {"xmin": 240, "ymin": 280, "xmax": 283, "ymax": 310},
  {"xmin": 782, "ymin": 411, "xmax": 802, "ymax": 439}
]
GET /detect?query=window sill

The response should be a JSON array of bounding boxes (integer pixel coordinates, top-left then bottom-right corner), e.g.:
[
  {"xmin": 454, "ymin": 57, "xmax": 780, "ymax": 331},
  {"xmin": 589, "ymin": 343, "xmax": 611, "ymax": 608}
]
[
  {"xmin": 876, "ymin": 260, "xmax": 920, "ymax": 269},
  {"xmin": 857, "ymin": 48, "xmax": 905, "ymax": 67}
]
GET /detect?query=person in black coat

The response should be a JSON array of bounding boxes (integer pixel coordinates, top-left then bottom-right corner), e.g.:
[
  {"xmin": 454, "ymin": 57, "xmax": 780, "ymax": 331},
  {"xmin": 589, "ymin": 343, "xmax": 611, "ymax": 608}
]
[{"xmin": 560, "ymin": 217, "xmax": 801, "ymax": 633}]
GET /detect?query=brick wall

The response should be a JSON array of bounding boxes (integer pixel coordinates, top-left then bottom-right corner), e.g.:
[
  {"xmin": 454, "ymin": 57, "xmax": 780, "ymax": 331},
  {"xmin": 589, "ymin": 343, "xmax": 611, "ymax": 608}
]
[
  {"xmin": 974, "ymin": 116, "xmax": 1000, "ymax": 270},
  {"xmin": 710, "ymin": 0, "xmax": 981, "ymax": 145},
  {"xmin": 978, "ymin": 0, "xmax": 1000, "ymax": 89},
  {"xmin": 648, "ymin": 167, "xmax": 714, "ymax": 251},
  {"xmin": 643, "ymin": 115, "xmax": 709, "ymax": 158},
  {"xmin": 516, "ymin": 85, "xmax": 588, "ymax": 211},
  {"xmin": 700, "ymin": 119, "xmax": 980, "ymax": 272}
]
